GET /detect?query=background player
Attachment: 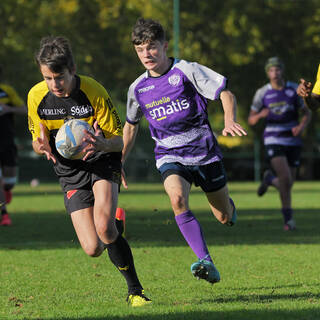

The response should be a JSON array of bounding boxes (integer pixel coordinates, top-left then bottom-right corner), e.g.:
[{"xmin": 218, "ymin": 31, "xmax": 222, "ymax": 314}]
[
  {"xmin": 0, "ymin": 65, "xmax": 27, "ymax": 226},
  {"xmin": 248, "ymin": 57, "xmax": 311, "ymax": 231},
  {"xmin": 27, "ymin": 36, "xmax": 150, "ymax": 306},
  {"xmin": 122, "ymin": 18, "xmax": 247, "ymax": 285}
]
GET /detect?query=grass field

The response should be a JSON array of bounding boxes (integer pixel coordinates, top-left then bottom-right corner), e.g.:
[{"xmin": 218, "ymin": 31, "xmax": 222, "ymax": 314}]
[{"xmin": 0, "ymin": 181, "xmax": 320, "ymax": 320}]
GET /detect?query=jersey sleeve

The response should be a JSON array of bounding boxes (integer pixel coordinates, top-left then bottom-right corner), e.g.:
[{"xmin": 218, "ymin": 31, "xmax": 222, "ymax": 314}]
[
  {"xmin": 27, "ymin": 87, "xmax": 46, "ymax": 141},
  {"xmin": 126, "ymin": 82, "xmax": 144, "ymax": 124},
  {"xmin": 175, "ymin": 60, "xmax": 227, "ymax": 100},
  {"xmin": 312, "ymin": 64, "xmax": 320, "ymax": 95},
  {"xmin": 250, "ymin": 87, "xmax": 265, "ymax": 112},
  {"xmin": 94, "ymin": 93, "xmax": 123, "ymax": 138}
]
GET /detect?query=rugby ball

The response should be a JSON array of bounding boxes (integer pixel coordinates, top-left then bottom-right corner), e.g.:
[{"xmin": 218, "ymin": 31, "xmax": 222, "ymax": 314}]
[{"xmin": 55, "ymin": 119, "xmax": 94, "ymax": 160}]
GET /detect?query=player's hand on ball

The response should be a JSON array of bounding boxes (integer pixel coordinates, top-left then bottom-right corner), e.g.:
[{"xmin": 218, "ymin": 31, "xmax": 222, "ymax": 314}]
[
  {"xmin": 222, "ymin": 120, "xmax": 247, "ymax": 137},
  {"xmin": 82, "ymin": 120, "xmax": 104, "ymax": 160},
  {"xmin": 38, "ymin": 123, "xmax": 57, "ymax": 163}
]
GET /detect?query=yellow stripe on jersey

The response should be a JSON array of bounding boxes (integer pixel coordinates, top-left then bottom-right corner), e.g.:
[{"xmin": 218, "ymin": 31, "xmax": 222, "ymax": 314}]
[
  {"xmin": 0, "ymin": 83, "xmax": 25, "ymax": 107},
  {"xmin": 312, "ymin": 64, "xmax": 320, "ymax": 95},
  {"xmin": 27, "ymin": 75, "xmax": 123, "ymax": 142}
]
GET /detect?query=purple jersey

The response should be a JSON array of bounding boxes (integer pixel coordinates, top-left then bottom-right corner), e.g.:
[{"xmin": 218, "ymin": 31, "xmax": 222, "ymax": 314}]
[
  {"xmin": 251, "ymin": 82, "xmax": 305, "ymax": 146},
  {"xmin": 126, "ymin": 59, "xmax": 227, "ymax": 168}
]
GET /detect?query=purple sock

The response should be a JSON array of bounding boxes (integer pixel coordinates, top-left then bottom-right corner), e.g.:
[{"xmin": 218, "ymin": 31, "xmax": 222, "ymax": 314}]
[
  {"xmin": 281, "ymin": 208, "xmax": 293, "ymax": 224},
  {"xmin": 175, "ymin": 210, "xmax": 212, "ymax": 262}
]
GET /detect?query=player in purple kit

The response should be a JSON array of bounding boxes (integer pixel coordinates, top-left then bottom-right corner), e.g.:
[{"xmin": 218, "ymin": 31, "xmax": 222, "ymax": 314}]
[
  {"xmin": 248, "ymin": 57, "xmax": 311, "ymax": 231},
  {"xmin": 122, "ymin": 18, "xmax": 247, "ymax": 284}
]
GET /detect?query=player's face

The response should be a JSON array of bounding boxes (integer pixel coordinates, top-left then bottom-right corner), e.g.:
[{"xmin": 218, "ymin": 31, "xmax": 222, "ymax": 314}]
[
  {"xmin": 267, "ymin": 66, "xmax": 283, "ymax": 82},
  {"xmin": 134, "ymin": 40, "xmax": 169, "ymax": 76},
  {"xmin": 40, "ymin": 65, "xmax": 76, "ymax": 98}
]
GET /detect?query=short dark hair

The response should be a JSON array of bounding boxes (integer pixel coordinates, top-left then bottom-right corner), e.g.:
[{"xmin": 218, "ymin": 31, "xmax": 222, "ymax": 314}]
[
  {"xmin": 131, "ymin": 18, "xmax": 166, "ymax": 45},
  {"xmin": 35, "ymin": 36, "xmax": 75, "ymax": 73}
]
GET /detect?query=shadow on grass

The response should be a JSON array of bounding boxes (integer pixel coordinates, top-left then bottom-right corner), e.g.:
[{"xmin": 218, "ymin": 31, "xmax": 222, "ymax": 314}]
[
  {"xmin": 1, "ymin": 207, "xmax": 320, "ymax": 250},
  {"xmin": 44, "ymin": 308, "xmax": 319, "ymax": 320}
]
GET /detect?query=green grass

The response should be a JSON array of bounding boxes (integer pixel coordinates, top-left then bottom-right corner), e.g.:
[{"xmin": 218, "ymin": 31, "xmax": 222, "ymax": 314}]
[{"xmin": 0, "ymin": 181, "xmax": 320, "ymax": 319}]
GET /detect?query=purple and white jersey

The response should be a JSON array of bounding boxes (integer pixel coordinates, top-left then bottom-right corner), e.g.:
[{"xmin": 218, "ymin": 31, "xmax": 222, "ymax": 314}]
[
  {"xmin": 126, "ymin": 59, "xmax": 226, "ymax": 168},
  {"xmin": 251, "ymin": 81, "xmax": 305, "ymax": 146}
]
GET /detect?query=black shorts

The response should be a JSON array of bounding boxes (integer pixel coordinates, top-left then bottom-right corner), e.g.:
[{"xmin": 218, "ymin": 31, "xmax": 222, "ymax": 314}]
[
  {"xmin": 61, "ymin": 154, "xmax": 121, "ymax": 214},
  {"xmin": 158, "ymin": 161, "xmax": 227, "ymax": 193},
  {"xmin": 0, "ymin": 144, "xmax": 17, "ymax": 167},
  {"xmin": 265, "ymin": 144, "xmax": 301, "ymax": 167}
]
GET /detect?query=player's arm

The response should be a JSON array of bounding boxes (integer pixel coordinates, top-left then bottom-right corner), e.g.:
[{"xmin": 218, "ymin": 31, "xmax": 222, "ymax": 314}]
[
  {"xmin": 291, "ymin": 105, "xmax": 312, "ymax": 137},
  {"xmin": 220, "ymin": 90, "xmax": 247, "ymax": 137},
  {"xmin": 28, "ymin": 91, "xmax": 56, "ymax": 163},
  {"xmin": 0, "ymin": 104, "xmax": 27, "ymax": 116},
  {"xmin": 248, "ymin": 108, "xmax": 269, "ymax": 126},
  {"xmin": 82, "ymin": 120, "xmax": 123, "ymax": 160},
  {"xmin": 122, "ymin": 121, "xmax": 139, "ymax": 164}
]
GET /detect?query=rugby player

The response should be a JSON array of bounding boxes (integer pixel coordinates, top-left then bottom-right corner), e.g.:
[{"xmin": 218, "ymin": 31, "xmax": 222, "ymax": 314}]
[
  {"xmin": 122, "ymin": 18, "xmax": 247, "ymax": 285},
  {"xmin": 0, "ymin": 65, "xmax": 27, "ymax": 226},
  {"xmin": 27, "ymin": 36, "xmax": 151, "ymax": 306},
  {"xmin": 248, "ymin": 57, "xmax": 311, "ymax": 231}
]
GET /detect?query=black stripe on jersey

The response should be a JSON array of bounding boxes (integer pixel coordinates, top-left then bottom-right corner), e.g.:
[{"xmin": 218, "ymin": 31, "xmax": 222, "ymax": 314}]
[{"xmin": 37, "ymin": 76, "xmax": 95, "ymax": 121}]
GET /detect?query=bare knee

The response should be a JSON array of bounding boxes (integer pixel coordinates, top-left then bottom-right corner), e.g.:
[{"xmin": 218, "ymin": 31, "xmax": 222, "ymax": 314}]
[
  {"xmin": 82, "ymin": 242, "xmax": 104, "ymax": 257},
  {"xmin": 170, "ymin": 194, "xmax": 187, "ymax": 212},
  {"xmin": 95, "ymin": 221, "xmax": 118, "ymax": 244}
]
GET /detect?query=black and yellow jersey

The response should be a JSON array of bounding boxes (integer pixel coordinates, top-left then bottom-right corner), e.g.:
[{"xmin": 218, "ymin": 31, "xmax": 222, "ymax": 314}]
[
  {"xmin": 0, "ymin": 83, "xmax": 25, "ymax": 148},
  {"xmin": 27, "ymin": 75, "xmax": 122, "ymax": 178}
]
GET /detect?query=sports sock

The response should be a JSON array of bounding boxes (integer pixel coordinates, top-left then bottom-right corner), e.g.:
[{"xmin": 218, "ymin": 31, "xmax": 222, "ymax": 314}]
[
  {"xmin": 175, "ymin": 210, "xmax": 212, "ymax": 262},
  {"xmin": 115, "ymin": 219, "xmax": 124, "ymax": 236},
  {"xmin": 281, "ymin": 208, "xmax": 293, "ymax": 224},
  {"xmin": 105, "ymin": 235, "xmax": 142, "ymax": 294}
]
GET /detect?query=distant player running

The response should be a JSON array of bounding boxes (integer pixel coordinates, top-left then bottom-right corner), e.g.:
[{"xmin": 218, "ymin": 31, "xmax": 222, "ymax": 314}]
[
  {"xmin": 122, "ymin": 18, "xmax": 247, "ymax": 285},
  {"xmin": 248, "ymin": 57, "xmax": 311, "ymax": 231},
  {"xmin": 27, "ymin": 36, "xmax": 151, "ymax": 306},
  {"xmin": 0, "ymin": 65, "xmax": 27, "ymax": 226}
]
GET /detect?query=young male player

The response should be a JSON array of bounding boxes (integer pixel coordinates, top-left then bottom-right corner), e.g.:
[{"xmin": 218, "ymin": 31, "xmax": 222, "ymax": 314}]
[
  {"xmin": 122, "ymin": 18, "xmax": 247, "ymax": 284},
  {"xmin": 296, "ymin": 65, "xmax": 320, "ymax": 109},
  {"xmin": 27, "ymin": 36, "xmax": 151, "ymax": 306},
  {"xmin": 0, "ymin": 66, "xmax": 27, "ymax": 225},
  {"xmin": 248, "ymin": 57, "xmax": 311, "ymax": 231}
]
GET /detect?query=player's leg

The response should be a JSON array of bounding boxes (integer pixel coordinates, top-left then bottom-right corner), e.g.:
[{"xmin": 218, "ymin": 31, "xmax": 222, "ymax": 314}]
[
  {"xmin": 270, "ymin": 155, "xmax": 295, "ymax": 229},
  {"xmin": 0, "ymin": 169, "xmax": 11, "ymax": 226},
  {"xmin": 163, "ymin": 173, "xmax": 213, "ymax": 261},
  {"xmin": 2, "ymin": 145, "xmax": 18, "ymax": 204},
  {"xmin": 161, "ymin": 165, "xmax": 219, "ymax": 283},
  {"xmin": 71, "ymin": 206, "xmax": 105, "ymax": 257},
  {"xmin": 2, "ymin": 166, "xmax": 17, "ymax": 204},
  {"xmin": 93, "ymin": 179, "xmax": 151, "ymax": 306},
  {"xmin": 205, "ymin": 185, "xmax": 235, "ymax": 225}
]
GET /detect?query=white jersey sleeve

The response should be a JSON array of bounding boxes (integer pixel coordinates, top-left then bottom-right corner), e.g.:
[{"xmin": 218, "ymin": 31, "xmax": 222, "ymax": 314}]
[
  {"xmin": 174, "ymin": 60, "xmax": 227, "ymax": 100},
  {"xmin": 250, "ymin": 84, "xmax": 270, "ymax": 112},
  {"xmin": 126, "ymin": 73, "xmax": 146, "ymax": 124}
]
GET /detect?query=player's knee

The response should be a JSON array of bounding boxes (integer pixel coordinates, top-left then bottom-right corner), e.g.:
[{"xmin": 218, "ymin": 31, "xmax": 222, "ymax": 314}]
[
  {"xmin": 96, "ymin": 222, "xmax": 117, "ymax": 243},
  {"xmin": 83, "ymin": 243, "xmax": 103, "ymax": 257},
  {"xmin": 170, "ymin": 194, "xmax": 187, "ymax": 211}
]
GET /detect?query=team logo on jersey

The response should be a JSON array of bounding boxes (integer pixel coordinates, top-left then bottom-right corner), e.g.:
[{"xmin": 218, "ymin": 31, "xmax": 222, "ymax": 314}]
[
  {"xmin": 285, "ymin": 89, "xmax": 295, "ymax": 97},
  {"xmin": 168, "ymin": 74, "xmax": 181, "ymax": 86},
  {"xmin": 70, "ymin": 105, "xmax": 93, "ymax": 117}
]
